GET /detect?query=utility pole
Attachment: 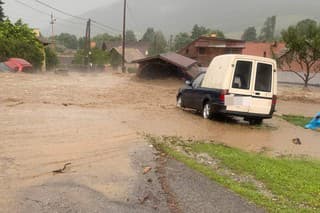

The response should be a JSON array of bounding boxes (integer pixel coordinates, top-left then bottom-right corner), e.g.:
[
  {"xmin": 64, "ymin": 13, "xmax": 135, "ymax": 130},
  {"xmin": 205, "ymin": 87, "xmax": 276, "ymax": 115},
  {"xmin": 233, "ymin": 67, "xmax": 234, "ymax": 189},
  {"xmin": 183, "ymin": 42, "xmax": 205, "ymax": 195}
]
[
  {"xmin": 50, "ymin": 13, "xmax": 56, "ymax": 49},
  {"xmin": 122, "ymin": 0, "xmax": 127, "ymax": 73},
  {"xmin": 84, "ymin": 18, "xmax": 91, "ymax": 68}
]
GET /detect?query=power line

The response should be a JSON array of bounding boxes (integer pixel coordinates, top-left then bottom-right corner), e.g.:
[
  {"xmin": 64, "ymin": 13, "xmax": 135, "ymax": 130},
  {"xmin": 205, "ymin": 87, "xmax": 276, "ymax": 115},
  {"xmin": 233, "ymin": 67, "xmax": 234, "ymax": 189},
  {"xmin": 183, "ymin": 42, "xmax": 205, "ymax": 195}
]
[
  {"xmin": 31, "ymin": 0, "xmax": 121, "ymax": 33},
  {"xmin": 91, "ymin": 20, "xmax": 121, "ymax": 33},
  {"xmin": 33, "ymin": 0, "xmax": 87, "ymax": 21},
  {"xmin": 14, "ymin": 0, "xmax": 85, "ymax": 26},
  {"xmin": 126, "ymin": 1, "xmax": 140, "ymax": 31}
]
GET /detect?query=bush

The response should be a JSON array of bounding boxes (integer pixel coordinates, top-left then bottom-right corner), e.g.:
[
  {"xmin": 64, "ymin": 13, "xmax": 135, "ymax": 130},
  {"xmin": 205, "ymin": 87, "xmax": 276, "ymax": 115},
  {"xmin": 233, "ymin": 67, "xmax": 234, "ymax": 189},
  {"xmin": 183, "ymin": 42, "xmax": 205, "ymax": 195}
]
[
  {"xmin": 0, "ymin": 20, "xmax": 44, "ymax": 69},
  {"xmin": 45, "ymin": 47, "xmax": 58, "ymax": 70},
  {"xmin": 73, "ymin": 48, "xmax": 109, "ymax": 66}
]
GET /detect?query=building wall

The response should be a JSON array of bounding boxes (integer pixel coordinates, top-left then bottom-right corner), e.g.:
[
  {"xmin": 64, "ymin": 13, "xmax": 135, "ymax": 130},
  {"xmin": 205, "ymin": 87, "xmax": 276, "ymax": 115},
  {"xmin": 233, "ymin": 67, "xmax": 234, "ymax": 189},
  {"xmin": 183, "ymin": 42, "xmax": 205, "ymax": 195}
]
[{"xmin": 179, "ymin": 37, "xmax": 244, "ymax": 67}]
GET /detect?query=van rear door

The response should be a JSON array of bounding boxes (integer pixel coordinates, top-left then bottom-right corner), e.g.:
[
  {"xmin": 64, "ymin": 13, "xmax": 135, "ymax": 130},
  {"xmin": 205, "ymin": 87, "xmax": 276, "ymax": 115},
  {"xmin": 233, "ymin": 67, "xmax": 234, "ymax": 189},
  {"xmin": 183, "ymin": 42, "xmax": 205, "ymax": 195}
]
[
  {"xmin": 249, "ymin": 62, "xmax": 274, "ymax": 114},
  {"xmin": 226, "ymin": 60, "xmax": 254, "ymax": 113}
]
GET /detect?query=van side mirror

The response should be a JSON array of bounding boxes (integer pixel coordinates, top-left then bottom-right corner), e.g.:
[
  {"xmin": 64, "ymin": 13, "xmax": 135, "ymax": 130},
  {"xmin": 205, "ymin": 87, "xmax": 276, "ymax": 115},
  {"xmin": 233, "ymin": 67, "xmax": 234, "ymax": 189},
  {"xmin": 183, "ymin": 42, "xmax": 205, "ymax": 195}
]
[{"xmin": 185, "ymin": 80, "xmax": 192, "ymax": 86}]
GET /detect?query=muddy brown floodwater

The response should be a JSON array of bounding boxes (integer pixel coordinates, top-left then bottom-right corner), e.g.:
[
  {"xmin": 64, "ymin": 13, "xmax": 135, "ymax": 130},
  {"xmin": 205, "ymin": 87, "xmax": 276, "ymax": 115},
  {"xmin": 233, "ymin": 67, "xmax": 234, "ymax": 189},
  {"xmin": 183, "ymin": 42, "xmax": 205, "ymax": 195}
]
[{"xmin": 0, "ymin": 71, "xmax": 319, "ymax": 212}]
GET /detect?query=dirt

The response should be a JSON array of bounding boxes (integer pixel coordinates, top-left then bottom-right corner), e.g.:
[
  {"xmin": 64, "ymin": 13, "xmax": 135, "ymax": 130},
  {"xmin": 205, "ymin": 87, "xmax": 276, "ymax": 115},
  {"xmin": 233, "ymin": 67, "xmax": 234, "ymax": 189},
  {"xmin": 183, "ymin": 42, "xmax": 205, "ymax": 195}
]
[{"xmin": 0, "ymin": 71, "xmax": 319, "ymax": 212}]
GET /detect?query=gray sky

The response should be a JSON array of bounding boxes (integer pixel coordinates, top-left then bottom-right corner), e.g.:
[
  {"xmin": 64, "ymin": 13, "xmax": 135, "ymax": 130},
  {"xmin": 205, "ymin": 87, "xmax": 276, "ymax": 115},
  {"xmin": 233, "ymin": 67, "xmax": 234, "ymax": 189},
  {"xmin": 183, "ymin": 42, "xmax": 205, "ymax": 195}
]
[{"xmin": 3, "ymin": 0, "xmax": 118, "ymax": 29}]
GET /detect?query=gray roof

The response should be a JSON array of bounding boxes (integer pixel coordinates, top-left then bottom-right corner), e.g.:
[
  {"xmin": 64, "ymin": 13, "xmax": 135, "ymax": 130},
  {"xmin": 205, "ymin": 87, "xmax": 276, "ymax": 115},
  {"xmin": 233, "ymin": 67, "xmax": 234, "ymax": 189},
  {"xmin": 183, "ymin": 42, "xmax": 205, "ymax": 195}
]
[{"xmin": 133, "ymin": 52, "xmax": 198, "ymax": 70}]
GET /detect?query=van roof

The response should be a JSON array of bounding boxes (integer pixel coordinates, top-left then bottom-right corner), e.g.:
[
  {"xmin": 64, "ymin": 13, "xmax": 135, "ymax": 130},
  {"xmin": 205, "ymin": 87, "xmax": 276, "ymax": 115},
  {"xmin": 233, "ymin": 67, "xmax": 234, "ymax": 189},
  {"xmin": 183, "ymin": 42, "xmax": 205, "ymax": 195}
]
[{"xmin": 214, "ymin": 54, "xmax": 276, "ymax": 64}]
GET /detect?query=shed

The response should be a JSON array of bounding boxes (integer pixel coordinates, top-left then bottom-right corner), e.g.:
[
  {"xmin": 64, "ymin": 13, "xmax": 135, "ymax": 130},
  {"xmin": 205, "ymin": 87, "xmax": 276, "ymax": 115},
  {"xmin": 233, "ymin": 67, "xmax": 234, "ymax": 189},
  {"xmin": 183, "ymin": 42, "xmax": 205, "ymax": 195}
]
[{"xmin": 132, "ymin": 52, "xmax": 201, "ymax": 80}]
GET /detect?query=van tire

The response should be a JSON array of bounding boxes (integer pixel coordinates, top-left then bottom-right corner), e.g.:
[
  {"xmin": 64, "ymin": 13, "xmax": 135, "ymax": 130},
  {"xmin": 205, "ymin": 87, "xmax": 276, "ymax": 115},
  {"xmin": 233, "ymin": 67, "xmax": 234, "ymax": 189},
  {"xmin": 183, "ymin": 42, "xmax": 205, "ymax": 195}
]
[
  {"xmin": 203, "ymin": 102, "xmax": 213, "ymax": 119},
  {"xmin": 249, "ymin": 118, "xmax": 263, "ymax": 125}
]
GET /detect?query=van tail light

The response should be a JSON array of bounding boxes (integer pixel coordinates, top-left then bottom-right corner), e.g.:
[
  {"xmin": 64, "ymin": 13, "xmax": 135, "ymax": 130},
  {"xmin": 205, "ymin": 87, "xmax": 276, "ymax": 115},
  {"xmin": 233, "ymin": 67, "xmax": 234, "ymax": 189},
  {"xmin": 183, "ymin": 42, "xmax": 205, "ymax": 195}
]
[
  {"xmin": 272, "ymin": 95, "xmax": 277, "ymax": 106},
  {"xmin": 219, "ymin": 90, "xmax": 229, "ymax": 102}
]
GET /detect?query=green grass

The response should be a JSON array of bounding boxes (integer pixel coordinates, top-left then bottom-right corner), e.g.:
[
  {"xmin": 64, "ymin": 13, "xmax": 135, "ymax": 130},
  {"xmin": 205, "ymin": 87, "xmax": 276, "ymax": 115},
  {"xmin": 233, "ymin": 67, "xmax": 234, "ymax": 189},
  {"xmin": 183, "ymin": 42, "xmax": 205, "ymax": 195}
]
[
  {"xmin": 148, "ymin": 136, "xmax": 320, "ymax": 212},
  {"xmin": 281, "ymin": 114, "xmax": 312, "ymax": 128}
]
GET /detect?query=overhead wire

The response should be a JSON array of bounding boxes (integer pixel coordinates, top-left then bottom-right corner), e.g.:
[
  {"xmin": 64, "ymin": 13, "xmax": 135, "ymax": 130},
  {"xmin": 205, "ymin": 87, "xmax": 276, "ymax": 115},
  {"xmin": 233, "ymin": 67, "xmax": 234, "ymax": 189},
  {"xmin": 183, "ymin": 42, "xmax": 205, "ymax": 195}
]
[
  {"xmin": 31, "ymin": 0, "xmax": 122, "ymax": 34},
  {"xmin": 126, "ymin": 1, "xmax": 140, "ymax": 31},
  {"xmin": 14, "ymin": 0, "xmax": 85, "ymax": 27},
  {"xmin": 33, "ymin": 0, "xmax": 87, "ymax": 21}
]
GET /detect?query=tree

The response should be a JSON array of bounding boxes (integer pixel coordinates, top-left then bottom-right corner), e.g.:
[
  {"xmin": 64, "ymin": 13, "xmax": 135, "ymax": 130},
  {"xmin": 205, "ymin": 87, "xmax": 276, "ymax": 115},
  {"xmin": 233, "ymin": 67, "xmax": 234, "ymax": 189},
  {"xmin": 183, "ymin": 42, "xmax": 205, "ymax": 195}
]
[
  {"xmin": 259, "ymin": 16, "xmax": 276, "ymax": 41},
  {"xmin": 125, "ymin": 30, "xmax": 137, "ymax": 42},
  {"xmin": 191, "ymin": 24, "xmax": 210, "ymax": 39},
  {"xmin": 211, "ymin": 30, "xmax": 225, "ymax": 39},
  {"xmin": 73, "ymin": 48, "xmax": 109, "ymax": 66},
  {"xmin": 148, "ymin": 31, "xmax": 167, "ymax": 56},
  {"xmin": 241, "ymin": 27, "xmax": 257, "ymax": 41},
  {"xmin": 45, "ymin": 47, "xmax": 58, "ymax": 70},
  {"xmin": 174, "ymin": 32, "xmax": 192, "ymax": 51},
  {"xmin": 54, "ymin": 33, "xmax": 78, "ymax": 49},
  {"xmin": 141, "ymin": 27, "xmax": 155, "ymax": 42},
  {"xmin": 0, "ymin": 19, "xmax": 44, "ymax": 68},
  {"xmin": 280, "ymin": 19, "xmax": 320, "ymax": 88},
  {"xmin": 0, "ymin": 0, "xmax": 5, "ymax": 22},
  {"xmin": 191, "ymin": 24, "xmax": 225, "ymax": 39},
  {"xmin": 92, "ymin": 33, "xmax": 121, "ymax": 49}
]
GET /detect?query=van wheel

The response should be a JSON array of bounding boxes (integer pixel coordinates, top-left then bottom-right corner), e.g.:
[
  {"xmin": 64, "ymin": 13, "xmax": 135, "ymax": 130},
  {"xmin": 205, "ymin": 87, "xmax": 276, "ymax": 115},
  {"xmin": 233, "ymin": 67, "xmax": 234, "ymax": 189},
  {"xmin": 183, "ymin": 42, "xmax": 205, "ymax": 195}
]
[
  {"xmin": 249, "ymin": 118, "xmax": 263, "ymax": 125},
  {"xmin": 203, "ymin": 102, "xmax": 213, "ymax": 119},
  {"xmin": 177, "ymin": 95, "xmax": 183, "ymax": 108}
]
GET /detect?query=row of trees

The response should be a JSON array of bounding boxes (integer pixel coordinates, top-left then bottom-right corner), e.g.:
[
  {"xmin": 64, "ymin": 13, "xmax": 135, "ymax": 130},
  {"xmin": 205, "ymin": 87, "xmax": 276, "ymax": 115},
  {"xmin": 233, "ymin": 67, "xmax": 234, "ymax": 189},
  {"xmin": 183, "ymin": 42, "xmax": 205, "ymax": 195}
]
[
  {"xmin": 0, "ymin": 0, "xmax": 4, "ymax": 22},
  {"xmin": 241, "ymin": 16, "xmax": 277, "ymax": 41}
]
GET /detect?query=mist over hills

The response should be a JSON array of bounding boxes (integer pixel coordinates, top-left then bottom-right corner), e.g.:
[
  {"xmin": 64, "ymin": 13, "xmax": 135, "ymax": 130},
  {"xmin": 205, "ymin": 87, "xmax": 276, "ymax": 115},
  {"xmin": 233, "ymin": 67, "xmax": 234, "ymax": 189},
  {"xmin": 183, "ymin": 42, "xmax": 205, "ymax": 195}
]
[{"xmin": 52, "ymin": 0, "xmax": 320, "ymax": 39}]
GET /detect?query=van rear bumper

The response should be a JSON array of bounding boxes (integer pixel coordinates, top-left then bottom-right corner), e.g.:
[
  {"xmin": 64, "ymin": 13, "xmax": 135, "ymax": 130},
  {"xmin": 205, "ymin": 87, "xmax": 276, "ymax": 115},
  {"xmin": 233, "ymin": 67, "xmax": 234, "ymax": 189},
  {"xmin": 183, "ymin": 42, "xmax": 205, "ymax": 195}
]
[{"xmin": 212, "ymin": 104, "xmax": 274, "ymax": 119}]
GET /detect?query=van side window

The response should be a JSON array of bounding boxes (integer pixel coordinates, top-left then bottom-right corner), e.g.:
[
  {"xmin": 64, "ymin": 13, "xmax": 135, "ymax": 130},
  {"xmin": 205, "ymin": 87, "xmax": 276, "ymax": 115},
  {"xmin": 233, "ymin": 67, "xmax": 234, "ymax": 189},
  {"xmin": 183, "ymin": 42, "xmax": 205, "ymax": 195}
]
[
  {"xmin": 255, "ymin": 63, "xmax": 272, "ymax": 92},
  {"xmin": 192, "ymin": 73, "xmax": 205, "ymax": 88},
  {"xmin": 232, "ymin": 61, "xmax": 252, "ymax": 89}
]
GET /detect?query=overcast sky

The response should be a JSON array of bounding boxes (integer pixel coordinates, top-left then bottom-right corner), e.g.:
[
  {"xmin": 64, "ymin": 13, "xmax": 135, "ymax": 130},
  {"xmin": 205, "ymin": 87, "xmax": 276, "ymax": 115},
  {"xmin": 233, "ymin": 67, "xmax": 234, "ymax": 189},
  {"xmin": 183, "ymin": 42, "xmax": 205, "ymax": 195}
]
[{"xmin": 3, "ymin": 0, "xmax": 118, "ymax": 28}]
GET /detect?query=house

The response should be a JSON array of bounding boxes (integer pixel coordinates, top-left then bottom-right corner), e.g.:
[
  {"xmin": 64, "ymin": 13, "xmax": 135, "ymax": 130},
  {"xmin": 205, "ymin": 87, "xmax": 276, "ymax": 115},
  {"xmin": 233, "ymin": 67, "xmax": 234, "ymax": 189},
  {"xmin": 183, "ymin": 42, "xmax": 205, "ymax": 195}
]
[
  {"xmin": 178, "ymin": 35, "xmax": 245, "ymax": 67},
  {"xmin": 105, "ymin": 41, "xmax": 150, "ymax": 56},
  {"xmin": 243, "ymin": 41, "xmax": 286, "ymax": 60},
  {"xmin": 132, "ymin": 52, "xmax": 201, "ymax": 80},
  {"xmin": 33, "ymin": 29, "xmax": 50, "ymax": 71},
  {"xmin": 109, "ymin": 46, "xmax": 145, "ymax": 71},
  {"xmin": 244, "ymin": 42, "xmax": 320, "ymax": 86}
]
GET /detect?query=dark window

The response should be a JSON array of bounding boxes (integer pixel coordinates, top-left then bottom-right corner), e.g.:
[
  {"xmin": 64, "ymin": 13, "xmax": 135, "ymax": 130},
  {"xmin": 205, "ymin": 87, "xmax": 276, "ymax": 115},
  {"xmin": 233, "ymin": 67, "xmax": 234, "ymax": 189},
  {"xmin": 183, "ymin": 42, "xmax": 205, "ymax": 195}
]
[
  {"xmin": 186, "ymin": 48, "xmax": 189, "ymax": 54},
  {"xmin": 255, "ymin": 63, "xmax": 272, "ymax": 92},
  {"xmin": 232, "ymin": 61, "xmax": 252, "ymax": 89},
  {"xmin": 198, "ymin": 47, "xmax": 206, "ymax": 55},
  {"xmin": 192, "ymin": 73, "xmax": 205, "ymax": 88}
]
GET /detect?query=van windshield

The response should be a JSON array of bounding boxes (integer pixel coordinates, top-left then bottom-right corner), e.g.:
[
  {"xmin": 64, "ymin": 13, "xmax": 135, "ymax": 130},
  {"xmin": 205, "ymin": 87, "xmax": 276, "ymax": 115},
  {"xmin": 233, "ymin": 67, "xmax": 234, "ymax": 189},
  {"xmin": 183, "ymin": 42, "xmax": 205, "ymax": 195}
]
[
  {"xmin": 255, "ymin": 63, "xmax": 272, "ymax": 92},
  {"xmin": 232, "ymin": 61, "xmax": 252, "ymax": 90}
]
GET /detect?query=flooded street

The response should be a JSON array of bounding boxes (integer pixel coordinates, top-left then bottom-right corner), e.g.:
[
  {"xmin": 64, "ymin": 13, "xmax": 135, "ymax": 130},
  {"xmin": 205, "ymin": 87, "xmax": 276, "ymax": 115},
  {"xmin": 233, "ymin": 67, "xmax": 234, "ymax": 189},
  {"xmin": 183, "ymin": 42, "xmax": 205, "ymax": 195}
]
[{"xmin": 0, "ymin": 71, "xmax": 319, "ymax": 212}]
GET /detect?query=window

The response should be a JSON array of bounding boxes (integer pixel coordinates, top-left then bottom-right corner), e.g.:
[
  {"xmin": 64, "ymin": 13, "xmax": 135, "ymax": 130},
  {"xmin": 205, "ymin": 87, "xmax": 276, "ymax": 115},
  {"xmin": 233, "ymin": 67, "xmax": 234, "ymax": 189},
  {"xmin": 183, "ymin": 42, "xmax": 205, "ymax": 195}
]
[
  {"xmin": 255, "ymin": 63, "xmax": 272, "ymax": 92},
  {"xmin": 198, "ymin": 47, "xmax": 206, "ymax": 55},
  {"xmin": 192, "ymin": 73, "xmax": 205, "ymax": 88},
  {"xmin": 232, "ymin": 61, "xmax": 252, "ymax": 89}
]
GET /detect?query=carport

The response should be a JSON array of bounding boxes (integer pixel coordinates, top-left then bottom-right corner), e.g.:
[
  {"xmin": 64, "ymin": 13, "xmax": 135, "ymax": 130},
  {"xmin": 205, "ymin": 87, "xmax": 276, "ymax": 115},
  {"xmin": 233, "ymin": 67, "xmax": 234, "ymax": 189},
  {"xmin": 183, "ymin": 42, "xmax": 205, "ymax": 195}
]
[{"xmin": 132, "ymin": 52, "xmax": 201, "ymax": 80}]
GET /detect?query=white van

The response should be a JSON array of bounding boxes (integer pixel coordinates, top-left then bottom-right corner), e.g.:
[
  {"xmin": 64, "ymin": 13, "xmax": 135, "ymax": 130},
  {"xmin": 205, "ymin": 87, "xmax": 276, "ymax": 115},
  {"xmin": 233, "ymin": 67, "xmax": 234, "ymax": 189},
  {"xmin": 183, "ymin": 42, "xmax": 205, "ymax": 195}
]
[{"xmin": 177, "ymin": 54, "xmax": 277, "ymax": 124}]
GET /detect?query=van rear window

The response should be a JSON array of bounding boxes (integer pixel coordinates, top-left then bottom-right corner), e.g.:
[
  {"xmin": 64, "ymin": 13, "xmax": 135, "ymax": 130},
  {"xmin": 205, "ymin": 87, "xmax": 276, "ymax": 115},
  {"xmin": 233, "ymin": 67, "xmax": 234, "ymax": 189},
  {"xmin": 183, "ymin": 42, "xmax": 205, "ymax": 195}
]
[
  {"xmin": 255, "ymin": 63, "xmax": 272, "ymax": 92},
  {"xmin": 232, "ymin": 61, "xmax": 252, "ymax": 90}
]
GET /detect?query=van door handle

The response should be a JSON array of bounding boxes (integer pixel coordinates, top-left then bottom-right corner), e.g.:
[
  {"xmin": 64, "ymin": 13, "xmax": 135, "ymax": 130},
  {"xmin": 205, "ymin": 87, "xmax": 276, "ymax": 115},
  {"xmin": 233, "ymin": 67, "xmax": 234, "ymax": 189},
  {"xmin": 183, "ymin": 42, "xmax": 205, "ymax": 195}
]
[{"xmin": 255, "ymin": 92, "xmax": 261, "ymax": 95}]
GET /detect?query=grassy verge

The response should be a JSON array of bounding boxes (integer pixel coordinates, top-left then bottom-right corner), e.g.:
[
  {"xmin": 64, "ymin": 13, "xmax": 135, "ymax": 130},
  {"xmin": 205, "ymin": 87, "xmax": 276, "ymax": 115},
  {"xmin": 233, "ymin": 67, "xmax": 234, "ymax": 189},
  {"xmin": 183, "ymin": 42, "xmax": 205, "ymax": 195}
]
[
  {"xmin": 147, "ymin": 136, "xmax": 320, "ymax": 212},
  {"xmin": 281, "ymin": 114, "xmax": 312, "ymax": 128}
]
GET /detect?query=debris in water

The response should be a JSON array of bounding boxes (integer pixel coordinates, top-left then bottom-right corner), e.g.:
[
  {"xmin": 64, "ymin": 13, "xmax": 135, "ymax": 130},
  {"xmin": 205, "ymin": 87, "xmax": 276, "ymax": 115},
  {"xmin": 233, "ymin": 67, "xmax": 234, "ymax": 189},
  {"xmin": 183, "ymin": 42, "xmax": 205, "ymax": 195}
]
[
  {"xmin": 143, "ymin": 166, "xmax": 152, "ymax": 175},
  {"xmin": 292, "ymin": 138, "xmax": 302, "ymax": 145},
  {"xmin": 52, "ymin": 162, "xmax": 72, "ymax": 174},
  {"xmin": 305, "ymin": 113, "xmax": 320, "ymax": 130}
]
